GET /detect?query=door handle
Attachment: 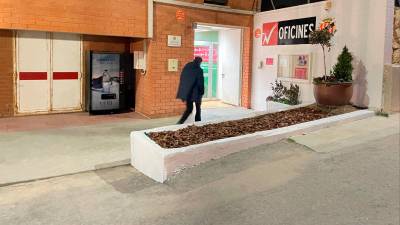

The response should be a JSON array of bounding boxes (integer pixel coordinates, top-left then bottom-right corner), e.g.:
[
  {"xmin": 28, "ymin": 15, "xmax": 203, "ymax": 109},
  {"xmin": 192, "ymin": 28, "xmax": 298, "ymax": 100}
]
[{"xmin": 221, "ymin": 73, "xmax": 225, "ymax": 78}]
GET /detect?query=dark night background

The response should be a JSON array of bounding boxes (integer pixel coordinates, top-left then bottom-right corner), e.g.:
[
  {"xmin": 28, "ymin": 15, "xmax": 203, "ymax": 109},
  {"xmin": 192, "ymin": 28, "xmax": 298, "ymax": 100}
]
[
  {"xmin": 204, "ymin": 0, "xmax": 399, "ymax": 11},
  {"xmin": 261, "ymin": 0, "xmax": 399, "ymax": 11},
  {"xmin": 261, "ymin": 0, "xmax": 325, "ymax": 11}
]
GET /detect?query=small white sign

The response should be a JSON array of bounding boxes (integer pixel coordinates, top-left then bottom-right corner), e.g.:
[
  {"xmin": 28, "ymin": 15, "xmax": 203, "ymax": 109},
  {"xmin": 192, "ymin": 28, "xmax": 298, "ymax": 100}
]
[
  {"xmin": 134, "ymin": 51, "xmax": 146, "ymax": 70},
  {"xmin": 168, "ymin": 59, "xmax": 179, "ymax": 72},
  {"xmin": 168, "ymin": 35, "xmax": 182, "ymax": 47}
]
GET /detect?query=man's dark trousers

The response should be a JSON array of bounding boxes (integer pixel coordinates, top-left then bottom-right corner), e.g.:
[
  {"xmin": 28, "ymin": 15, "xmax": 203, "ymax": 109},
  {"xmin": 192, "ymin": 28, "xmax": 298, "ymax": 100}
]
[{"xmin": 178, "ymin": 100, "xmax": 201, "ymax": 124}]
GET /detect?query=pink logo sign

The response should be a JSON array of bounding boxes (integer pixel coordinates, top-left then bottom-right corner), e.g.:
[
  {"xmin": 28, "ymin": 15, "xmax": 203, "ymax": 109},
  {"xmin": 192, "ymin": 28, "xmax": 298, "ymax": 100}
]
[{"xmin": 265, "ymin": 58, "xmax": 274, "ymax": 65}]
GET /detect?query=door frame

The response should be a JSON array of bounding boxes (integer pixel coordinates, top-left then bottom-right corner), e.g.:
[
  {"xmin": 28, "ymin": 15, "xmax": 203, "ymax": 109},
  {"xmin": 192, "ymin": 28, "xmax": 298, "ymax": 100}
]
[
  {"xmin": 193, "ymin": 22, "xmax": 244, "ymax": 107},
  {"xmin": 14, "ymin": 31, "xmax": 84, "ymax": 116}
]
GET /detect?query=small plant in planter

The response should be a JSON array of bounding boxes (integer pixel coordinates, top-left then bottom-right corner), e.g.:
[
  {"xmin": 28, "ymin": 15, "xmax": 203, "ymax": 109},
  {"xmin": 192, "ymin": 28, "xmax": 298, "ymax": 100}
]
[
  {"xmin": 331, "ymin": 46, "xmax": 353, "ymax": 82},
  {"xmin": 266, "ymin": 80, "xmax": 300, "ymax": 112},
  {"xmin": 267, "ymin": 80, "xmax": 285, "ymax": 103},
  {"xmin": 310, "ymin": 17, "xmax": 336, "ymax": 80},
  {"xmin": 284, "ymin": 83, "xmax": 301, "ymax": 105},
  {"xmin": 310, "ymin": 18, "xmax": 354, "ymax": 106}
]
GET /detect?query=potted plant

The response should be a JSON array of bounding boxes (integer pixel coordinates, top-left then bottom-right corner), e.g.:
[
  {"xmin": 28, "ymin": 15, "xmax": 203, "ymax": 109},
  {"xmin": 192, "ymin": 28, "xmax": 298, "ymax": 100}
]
[
  {"xmin": 266, "ymin": 80, "xmax": 300, "ymax": 112},
  {"xmin": 310, "ymin": 18, "xmax": 354, "ymax": 106}
]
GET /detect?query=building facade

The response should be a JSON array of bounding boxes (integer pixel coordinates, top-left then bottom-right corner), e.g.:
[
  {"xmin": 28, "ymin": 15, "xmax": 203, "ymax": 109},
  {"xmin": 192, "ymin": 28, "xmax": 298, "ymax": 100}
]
[
  {"xmin": 251, "ymin": 0, "xmax": 397, "ymax": 111},
  {"xmin": 0, "ymin": 0, "xmax": 398, "ymax": 118},
  {"xmin": 0, "ymin": 0, "xmax": 255, "ymax": 118}
]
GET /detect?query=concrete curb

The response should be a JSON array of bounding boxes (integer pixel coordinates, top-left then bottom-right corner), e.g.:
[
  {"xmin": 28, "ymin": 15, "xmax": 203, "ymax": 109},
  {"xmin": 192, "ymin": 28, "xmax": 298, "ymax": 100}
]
[{"xmin": 130, "ymin": 110, "xmax": 375, "ymax": 183}]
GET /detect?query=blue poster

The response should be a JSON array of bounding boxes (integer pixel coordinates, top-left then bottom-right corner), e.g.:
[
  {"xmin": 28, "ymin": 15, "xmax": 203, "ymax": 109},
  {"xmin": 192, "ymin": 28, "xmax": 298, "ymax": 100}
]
[{"xmin": 91, "ymin": 53, "xmax": 120, "ymax": 111}]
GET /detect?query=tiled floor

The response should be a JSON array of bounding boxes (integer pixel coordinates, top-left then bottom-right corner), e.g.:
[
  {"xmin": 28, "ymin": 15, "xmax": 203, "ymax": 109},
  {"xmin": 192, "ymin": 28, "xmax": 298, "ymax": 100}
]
[
  {"xmin": 0, "ymin": 100, "xmax": 246, "ymax": 133},
  {"xmin": 202, "ymin": 100, "xmax": 235, "ymax": 108},
  {"xmin": 0, "ymin": 111, "xmax": 146, "ymax": 133}
]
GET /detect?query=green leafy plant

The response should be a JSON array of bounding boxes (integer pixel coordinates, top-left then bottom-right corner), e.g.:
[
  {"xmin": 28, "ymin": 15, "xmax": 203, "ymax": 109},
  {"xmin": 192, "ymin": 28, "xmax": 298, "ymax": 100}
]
[
  {"xmin": 310, "ymin": 18, "xmax": 337, "ymax": 81},
  {"xmin": 267, "ymin": 80, "xmax": 300, "ymax": 105},
  {"xmin": 284, "ymin": 83, "xmax": 300, "ymax": 105},
  {"xmin": 269, "ymin": 80, "xmax": 285, "ymax": 101},
  {"xmin": 331, "ymin": 46, "xmax": 353, "ymax": 82}
]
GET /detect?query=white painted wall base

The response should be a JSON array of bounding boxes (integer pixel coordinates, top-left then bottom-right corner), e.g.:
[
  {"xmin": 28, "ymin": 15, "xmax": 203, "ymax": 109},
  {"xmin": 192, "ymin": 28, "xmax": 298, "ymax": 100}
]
[
  {"xmin": 131, "ymin": 110, "xmax": 374, "ymax": 183},
  {"xmin": 265, "ymin": 101, "xmax": 313, "ymax": 113}
]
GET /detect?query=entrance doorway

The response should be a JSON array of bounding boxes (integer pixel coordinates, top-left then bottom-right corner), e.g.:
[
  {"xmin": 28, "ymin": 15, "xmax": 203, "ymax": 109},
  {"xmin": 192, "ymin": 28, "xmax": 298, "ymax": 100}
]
[{"xmin": 194, "ymin": 24, "xmax": 243, "ymax": 106}]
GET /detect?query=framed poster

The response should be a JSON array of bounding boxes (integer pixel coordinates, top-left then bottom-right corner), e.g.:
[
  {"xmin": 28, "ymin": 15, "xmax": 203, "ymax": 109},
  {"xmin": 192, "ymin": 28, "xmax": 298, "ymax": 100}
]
[
  {"xmin": 89, "ymin": 52, "xmax": 121, "ymax": 112},
  {"xmin": 87, "ymin": 51, "xmax": 134, "ymax": 114},
  {"xmin": 277, "ymin": 54, "xmax": 311, "ymax": 82}
]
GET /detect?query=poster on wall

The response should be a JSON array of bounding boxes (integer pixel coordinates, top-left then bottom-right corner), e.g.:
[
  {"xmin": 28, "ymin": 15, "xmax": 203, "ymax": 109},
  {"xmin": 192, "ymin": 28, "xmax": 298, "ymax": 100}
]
[
  {"xmin": 90, "ymin": 53, "xmax": 121, "ymax": 112},
  {"xmin": 277, "ymin": 54, "xmax": 310, "ymax": 80},
  {"xmin": 294, "ymin": 55, "xmax": 309, "ymax": 79}
]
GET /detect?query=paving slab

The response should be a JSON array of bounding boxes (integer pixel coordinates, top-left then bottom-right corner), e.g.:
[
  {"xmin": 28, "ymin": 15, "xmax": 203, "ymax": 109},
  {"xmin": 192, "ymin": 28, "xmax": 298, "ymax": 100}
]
[
  {"xmin": 290, "ymin": 114, "xmax": 400, "ymax": 153},
  {"xmin": 0, "ymin": 107, "xmax": 256, "ymax": 186},
  {"xmin": 0, "ymin": 130, "xmax": 398, "ymax": 225}
]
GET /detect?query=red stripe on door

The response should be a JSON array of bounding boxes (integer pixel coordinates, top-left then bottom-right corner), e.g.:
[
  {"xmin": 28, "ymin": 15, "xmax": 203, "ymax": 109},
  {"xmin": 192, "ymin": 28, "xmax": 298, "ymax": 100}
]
[
  {"xmin": 19, "ymin": 72, "xmax": 47, "ymax": 80},
  {"xmin": 53, "ymin": 72, "xmax": 79, "ymax": 80}
]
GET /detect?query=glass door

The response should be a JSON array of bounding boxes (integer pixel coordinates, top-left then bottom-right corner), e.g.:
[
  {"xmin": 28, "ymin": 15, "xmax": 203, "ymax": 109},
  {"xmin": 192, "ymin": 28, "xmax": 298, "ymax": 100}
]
[{"xmin": 194, "ymin": 41, "xmax": 218, "ymax": 99}]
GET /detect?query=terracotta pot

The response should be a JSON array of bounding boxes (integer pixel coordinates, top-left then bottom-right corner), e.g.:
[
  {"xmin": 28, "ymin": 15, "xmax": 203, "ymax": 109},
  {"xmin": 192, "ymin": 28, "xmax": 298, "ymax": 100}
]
[{"xmin": 313, "ymin": 82, "xmax": 353, "ymax": 106}]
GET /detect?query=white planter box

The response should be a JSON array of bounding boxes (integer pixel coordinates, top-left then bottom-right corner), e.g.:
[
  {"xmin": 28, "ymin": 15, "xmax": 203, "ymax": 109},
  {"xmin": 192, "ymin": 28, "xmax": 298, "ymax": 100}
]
[
  {"xmin": 266, "ymin": 101, "xmax": 290, "ymax": 113},
  {"xmin": 131, "ymin": 110, "xmax": 374, "ymax": 183},
  {"xmin": 265, "ymin": 101, "xmax": 313, "ymax": 113}
]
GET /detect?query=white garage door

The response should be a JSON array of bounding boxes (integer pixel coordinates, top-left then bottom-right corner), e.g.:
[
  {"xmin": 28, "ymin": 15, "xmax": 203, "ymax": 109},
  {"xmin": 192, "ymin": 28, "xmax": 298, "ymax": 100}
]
[
  {"xmin": 52, "ymin": 33, "xmax": 82, "ymax": 111},
  {"xmin": 17, "ymin": 31, "xmax": 82, "ymax": 114},
  {"xmin": 17, "ymin": 31, "xmax": 51, "ymax": 113}
]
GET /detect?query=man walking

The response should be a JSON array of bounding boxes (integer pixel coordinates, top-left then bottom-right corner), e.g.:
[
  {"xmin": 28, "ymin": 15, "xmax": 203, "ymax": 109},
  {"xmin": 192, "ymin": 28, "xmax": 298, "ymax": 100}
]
[{"xmin": 176, "ymin": 57, "xmax": 204, "ymax": 124}]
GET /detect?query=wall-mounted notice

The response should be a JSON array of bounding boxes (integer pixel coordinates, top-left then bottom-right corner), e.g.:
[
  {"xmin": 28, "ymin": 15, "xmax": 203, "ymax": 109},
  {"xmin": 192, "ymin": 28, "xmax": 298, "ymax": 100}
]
[
  {"xmin": 168, "ymin": 35, "xmax": 182, "ymax": 47},
  {"xmin": 134, "ymin": 51, "xmax": 145, "ymax": 70},
  {"xmin": 168, "ymin": 59, "xmax": 179, "ymax": 72}
]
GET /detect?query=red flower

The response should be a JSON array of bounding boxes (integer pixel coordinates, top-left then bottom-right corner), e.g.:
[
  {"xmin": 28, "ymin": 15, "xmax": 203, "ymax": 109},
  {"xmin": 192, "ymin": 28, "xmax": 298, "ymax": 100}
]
[{"xmin": 318, "ymin": 18, "xmax": 336, "ymax": 34}]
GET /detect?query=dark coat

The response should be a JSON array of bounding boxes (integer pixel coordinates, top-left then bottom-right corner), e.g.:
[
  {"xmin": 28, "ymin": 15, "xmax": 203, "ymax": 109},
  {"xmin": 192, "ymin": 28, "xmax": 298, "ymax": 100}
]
[{"xmin": 176, "ymin": 61, "xmax": 204, "ymax": 102}]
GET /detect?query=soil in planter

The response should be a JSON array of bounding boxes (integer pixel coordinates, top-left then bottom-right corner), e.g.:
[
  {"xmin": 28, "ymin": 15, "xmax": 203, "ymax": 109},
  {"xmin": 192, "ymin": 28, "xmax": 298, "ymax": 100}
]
[{"xmin": 147, "ymin": 105, "xmax": 358, "ymax": 149}]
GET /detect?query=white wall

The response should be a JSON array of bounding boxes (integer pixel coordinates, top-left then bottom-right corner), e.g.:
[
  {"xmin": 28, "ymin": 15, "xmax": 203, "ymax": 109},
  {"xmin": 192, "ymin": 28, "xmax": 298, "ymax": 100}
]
[{"xmin": 252, "ymin": 0, "xmax": 394, "ymax": 111}]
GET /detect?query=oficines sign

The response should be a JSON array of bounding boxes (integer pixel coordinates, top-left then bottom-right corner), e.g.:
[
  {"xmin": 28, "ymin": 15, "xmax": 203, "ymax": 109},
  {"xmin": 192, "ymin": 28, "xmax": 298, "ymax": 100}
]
[{"xmin": 262, "ymin": 17, "xmax": 316, "ymax": 46}]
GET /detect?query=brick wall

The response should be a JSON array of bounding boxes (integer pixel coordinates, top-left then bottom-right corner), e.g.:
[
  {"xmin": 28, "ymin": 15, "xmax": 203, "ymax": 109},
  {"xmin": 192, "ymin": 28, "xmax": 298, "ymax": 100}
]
[
  {"xmin": 135, "ymin": 3, "xmax": 253, "ymax": 118},
  {"xmin": 176, "ymin": 0, "xmax": 259, "ymax": 11},
  {"xmin": 0, "ymin": 0, "xmax": 148, "ymax": 37},
  {"xmin": 0, "ymin": 30, "xmax": 14, "ymax": 117},
  {"xmin": 131, "ymin": 39, "xmax": 155, "ymax": 116}
]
